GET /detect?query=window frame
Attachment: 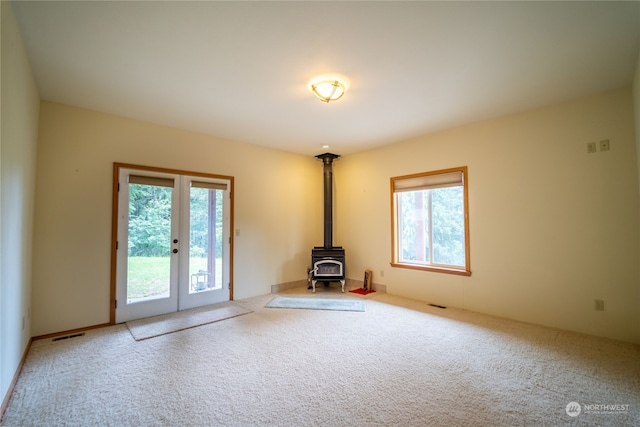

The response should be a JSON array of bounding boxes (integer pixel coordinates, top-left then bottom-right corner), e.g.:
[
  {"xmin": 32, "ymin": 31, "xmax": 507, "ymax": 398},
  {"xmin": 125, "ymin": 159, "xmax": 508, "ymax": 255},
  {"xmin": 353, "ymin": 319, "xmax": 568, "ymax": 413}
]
[{"xmin": 390, "ymin": 166, "xmax": 471, "ymax": 276}]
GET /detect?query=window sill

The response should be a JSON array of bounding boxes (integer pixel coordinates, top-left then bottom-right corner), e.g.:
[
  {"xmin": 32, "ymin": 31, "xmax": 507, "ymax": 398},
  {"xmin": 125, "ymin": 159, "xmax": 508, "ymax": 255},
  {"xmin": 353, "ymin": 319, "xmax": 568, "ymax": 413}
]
[{"xmin": 390, "ymin": 262, "xmax": 471, "ymax": 277}]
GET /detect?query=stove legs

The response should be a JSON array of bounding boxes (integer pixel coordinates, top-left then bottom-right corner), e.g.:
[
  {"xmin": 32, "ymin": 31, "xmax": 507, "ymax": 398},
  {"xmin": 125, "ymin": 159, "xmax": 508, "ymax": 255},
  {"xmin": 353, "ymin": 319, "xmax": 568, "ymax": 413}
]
[{"xmin": 309, "ymin": 279, "xmax": 345, "ymax": 293}]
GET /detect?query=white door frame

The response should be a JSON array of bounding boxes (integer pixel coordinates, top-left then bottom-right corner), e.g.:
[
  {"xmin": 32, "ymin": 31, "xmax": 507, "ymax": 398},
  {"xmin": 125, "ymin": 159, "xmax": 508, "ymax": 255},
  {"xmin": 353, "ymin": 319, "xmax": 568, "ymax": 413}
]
[{"xmin": 110, "ymin": 163, "xmax": 234, "ymax": 324}]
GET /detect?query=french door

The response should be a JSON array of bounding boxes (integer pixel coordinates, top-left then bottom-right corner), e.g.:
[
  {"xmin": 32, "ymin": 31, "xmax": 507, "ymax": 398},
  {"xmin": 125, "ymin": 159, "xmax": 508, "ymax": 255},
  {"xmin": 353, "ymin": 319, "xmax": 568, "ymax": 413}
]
[{"xmin": 114, "ymin": 165, "xmax": 233, "ymax": 323}]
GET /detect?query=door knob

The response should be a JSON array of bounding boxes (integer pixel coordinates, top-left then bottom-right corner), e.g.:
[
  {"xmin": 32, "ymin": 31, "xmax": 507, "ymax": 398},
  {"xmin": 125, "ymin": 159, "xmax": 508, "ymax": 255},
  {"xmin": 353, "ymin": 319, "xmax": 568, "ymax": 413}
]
[
  {"xmin": 172, "ymin": 249, "xmax": 178, "ymax": 254},
  {"xmin": 173, "ymin": 239, "xmax": 179, "ymax": 244}
]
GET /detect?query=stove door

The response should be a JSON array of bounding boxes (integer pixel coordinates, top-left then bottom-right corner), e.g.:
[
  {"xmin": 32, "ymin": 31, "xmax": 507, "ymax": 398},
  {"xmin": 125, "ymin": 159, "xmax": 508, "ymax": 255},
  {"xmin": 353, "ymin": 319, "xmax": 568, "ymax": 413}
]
[{"xmin": 314, "ymin": 259, "xmax": 343, "ymax": 277}]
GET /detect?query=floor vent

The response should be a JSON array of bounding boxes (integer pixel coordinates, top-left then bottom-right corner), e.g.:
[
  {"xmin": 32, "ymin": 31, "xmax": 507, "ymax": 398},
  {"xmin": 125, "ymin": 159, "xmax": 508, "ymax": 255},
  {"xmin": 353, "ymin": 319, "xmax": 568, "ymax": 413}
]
[
  {"xmin": 52, "ymin": 332, "xmax": 85, "ymax": 342},
  {"xmin": 428, "ymin": 304, "xmax": 447, "ymax": 309}
]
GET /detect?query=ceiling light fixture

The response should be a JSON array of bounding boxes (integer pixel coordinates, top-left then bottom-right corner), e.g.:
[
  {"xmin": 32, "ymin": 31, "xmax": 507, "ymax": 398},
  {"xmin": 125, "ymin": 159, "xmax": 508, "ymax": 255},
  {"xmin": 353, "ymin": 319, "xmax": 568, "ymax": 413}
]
[{"xmin": 308, "ymin": 75, "xmax": 350, "ymax": 103}]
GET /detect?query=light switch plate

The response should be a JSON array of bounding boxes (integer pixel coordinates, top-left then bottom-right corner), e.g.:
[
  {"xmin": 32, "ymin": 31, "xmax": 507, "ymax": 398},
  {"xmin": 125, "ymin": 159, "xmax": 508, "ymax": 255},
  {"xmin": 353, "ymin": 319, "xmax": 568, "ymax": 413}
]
[{"xmin": 599, "ymin": 140, "xmax": 610, "ymax": 152}]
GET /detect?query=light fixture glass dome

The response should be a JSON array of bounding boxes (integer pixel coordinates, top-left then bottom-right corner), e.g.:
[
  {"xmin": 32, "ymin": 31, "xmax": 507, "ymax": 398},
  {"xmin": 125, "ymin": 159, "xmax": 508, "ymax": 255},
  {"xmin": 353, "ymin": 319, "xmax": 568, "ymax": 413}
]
[{"xmin": 308, "ymin": 75, "xmax": 350, "ymax": 103}]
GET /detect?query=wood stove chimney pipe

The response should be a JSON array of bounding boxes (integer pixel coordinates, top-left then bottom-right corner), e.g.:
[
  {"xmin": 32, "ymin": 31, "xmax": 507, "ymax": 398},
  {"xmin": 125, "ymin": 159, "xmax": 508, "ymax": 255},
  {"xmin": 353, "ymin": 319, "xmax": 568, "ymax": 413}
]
[{"xmin": 315, "ymin": 153, "xmax": 340, "ymax": 249}]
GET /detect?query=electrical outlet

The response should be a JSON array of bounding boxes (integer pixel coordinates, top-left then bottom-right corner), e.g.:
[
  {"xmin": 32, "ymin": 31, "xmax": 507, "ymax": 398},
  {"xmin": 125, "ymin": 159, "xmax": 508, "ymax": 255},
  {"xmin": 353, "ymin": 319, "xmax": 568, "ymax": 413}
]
[
  {"xmin": 594, "ymin": 299, "xmax": 604, "ymax": 311},
  {"xmin": 380, "ymin": 270, "xmax": 384, "ymax": 278},
  {"xmin": 587, "ymin": 142, "xmax": 597, "ymax": 153},
  {"xmin": 599, "ymin": 139, "xmax": 610, "ymax": 152}
]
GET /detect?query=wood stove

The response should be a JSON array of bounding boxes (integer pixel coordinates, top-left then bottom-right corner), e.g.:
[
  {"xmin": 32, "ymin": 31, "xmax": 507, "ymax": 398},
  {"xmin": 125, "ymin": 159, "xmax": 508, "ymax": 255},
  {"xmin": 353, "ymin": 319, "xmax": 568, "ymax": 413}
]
[{"xmin": 310, "ymin": 153, "xmax": 346, "ymax": 293}]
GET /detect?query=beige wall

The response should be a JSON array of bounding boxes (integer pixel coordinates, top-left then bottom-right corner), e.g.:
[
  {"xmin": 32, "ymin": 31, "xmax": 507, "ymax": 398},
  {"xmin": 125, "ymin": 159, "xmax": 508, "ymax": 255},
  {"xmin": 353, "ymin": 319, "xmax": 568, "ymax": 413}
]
[
  {"xmin": 338, "ymin": 88, "xmax": 640, "ymax": 344},
  {"xmin": 634, "ymin": 50, "xmax": 640, "ymax": 285},
  {"xmin": 1, "ymin": 1, "xmax": 40, "ymax": 407},
  {"xmin": 635, "ymin": 50, "xmax": 640, "ymax": 203},
  {"xmin": 24, "ymin": 46, "xmax": 640, "ymax": 343},
  {"xmin": 33, "ymin": 87, "xmax": 640, "ymax": 343},
  {"xmin": 32, "ymin": 102, "xmax": 322, "ymax": 336}
]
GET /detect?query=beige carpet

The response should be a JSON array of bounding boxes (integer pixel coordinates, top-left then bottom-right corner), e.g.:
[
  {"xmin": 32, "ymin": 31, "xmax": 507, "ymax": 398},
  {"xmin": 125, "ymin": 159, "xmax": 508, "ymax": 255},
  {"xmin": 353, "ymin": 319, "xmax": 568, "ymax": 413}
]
[
  {"xmin": 2, "ymin": 287, "xmax": 639, "ymax": 426},
  {"xmin": 126, "ymin": 301, "xmax": 253, "ymax": 341}
]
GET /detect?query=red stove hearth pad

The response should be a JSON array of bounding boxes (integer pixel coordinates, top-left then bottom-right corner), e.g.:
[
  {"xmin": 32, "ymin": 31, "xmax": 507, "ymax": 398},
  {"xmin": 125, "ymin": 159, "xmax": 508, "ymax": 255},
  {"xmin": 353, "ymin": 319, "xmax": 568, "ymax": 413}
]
[{"xmin": 349, "ymin": 288, "xmax": 376, "ymax": 295}]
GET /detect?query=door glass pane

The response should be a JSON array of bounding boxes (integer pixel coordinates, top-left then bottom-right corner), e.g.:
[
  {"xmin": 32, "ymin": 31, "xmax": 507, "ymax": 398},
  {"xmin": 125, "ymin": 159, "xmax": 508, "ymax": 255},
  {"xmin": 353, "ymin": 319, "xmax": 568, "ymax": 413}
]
[
  {"xmin": 127, "ymin": 183, "xmax": 172, "ymax": 303},
  {"xmin": 189, "ymin": 187, "xmax": 224, "ymax": 293}
]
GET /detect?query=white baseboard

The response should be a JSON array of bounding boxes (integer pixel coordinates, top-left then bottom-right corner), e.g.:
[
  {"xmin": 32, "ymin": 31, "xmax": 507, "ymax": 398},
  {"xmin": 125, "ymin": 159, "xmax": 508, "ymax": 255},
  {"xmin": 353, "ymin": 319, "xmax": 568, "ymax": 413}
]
[{"xmin": 271, "ymin": 280, "xmax": 308, "ymax": 293}]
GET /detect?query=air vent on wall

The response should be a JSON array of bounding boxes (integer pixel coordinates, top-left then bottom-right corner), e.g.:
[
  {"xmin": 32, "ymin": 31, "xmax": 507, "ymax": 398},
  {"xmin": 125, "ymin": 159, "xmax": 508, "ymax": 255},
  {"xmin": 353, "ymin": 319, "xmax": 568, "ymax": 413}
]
[
  {"xmin": 428, "ymin": 304, "xmax": 447, "ymax": 309},
  {"xmin": 52, "ymin": 332, "xmax": 85, "ymax": 342}
]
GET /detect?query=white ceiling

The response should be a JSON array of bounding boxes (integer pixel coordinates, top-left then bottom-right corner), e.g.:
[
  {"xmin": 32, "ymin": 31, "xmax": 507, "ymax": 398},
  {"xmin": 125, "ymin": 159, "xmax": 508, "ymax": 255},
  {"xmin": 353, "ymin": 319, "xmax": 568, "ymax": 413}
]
[{"xmin": 12, "ymin": 1, "xmax": 640, "ymax": 156}]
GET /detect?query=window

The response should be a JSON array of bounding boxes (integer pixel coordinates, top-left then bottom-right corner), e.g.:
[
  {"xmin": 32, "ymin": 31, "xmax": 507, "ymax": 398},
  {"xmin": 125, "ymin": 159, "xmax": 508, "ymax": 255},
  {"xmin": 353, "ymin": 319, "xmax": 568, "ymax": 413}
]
[{"xmin": 391, "ymin": 166, "xmax": 470, "ymax": 276}]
